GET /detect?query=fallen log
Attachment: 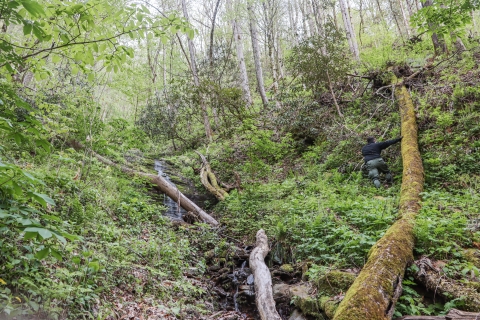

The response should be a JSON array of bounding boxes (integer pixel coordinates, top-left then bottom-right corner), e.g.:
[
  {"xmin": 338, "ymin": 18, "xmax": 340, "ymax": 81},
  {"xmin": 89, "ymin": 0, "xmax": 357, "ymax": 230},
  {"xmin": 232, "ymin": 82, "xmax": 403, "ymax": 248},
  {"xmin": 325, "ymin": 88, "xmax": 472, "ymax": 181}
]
[
  {"xmin": 69, "ymin": 141, "xmax": 219, "ymax": 226},
  {"xmin": 334, "ymin": 75, "xmax": 424, "ymax": 320},
  {"xmin": 249, "ymin": 229, "xmax": 282, "ymax": 320},
  {"xmin": 395, "ymin": 308, "xmax": 480, "ymax": 319},
  {"xmin": 195, "ymin": 151, "xmax": 228, "ymax": 201},
  {"xmin": 411, "ymin": 257, "xmax": 480, "ymax": 311}
]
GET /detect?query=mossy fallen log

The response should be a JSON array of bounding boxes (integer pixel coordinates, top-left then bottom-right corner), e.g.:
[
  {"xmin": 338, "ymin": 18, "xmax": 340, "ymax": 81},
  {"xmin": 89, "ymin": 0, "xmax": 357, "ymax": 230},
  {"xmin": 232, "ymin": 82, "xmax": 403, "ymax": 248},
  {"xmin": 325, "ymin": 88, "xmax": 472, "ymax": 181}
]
[
  {"xmin": 195, "ymin": 151, "xmax": 228, "ymax": 201},
  {"xmin": 70, "ymin": 141, "xmax": 219, "ymax": 226},
  {"xmin": 411, "ymin": 257, "xmax": 480, "ymax": 312},
  {"xmin": 249, "ymin": 229, "xmax": 282, "ymax": 320},
  {"xmin": 334, "ymin": 76, "xmax": 424, "ymax": 320},
  {"xmin": 394, "ymin": 308, "xmax": 480, "ymax": 319}
]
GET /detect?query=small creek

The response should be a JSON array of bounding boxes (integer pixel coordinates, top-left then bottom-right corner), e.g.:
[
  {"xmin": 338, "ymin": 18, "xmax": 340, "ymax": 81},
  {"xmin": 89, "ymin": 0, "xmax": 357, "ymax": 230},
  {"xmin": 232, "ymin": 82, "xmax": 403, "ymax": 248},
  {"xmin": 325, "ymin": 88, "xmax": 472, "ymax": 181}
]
[
  {"xmin": 152, "ymin": 160, "xmax": 298, "ymax": 319},
  {"xmin": 154, "ymin": 160, "xmax": 187, "ymax": 219}
]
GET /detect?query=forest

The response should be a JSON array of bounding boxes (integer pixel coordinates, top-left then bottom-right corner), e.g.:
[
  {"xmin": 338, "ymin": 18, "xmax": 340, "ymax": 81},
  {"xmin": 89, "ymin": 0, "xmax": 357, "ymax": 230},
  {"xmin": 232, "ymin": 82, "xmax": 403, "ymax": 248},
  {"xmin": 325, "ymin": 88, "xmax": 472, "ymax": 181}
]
[{"xmin": 0, "ymin": 0, "xmax": 479, "ymax": 318}]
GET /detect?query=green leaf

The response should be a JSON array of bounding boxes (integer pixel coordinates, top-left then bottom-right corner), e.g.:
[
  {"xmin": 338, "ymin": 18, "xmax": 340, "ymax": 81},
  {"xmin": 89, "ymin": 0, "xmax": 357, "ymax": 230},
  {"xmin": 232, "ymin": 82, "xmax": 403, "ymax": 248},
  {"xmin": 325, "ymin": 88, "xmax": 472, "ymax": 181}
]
[
  {"xmin": 21, "ymin": 0, "xmax": 45, "ymax": 17},
  {"xmin": 53, "ymin": 232, "xmax": 66, "ymax": 245},
  {"xmin": 72, "ymin": 257, "xmax": 81, "ymax": 264},
  {"xmin": 88, "ymin": 260, "xmax": 100, "ymax": 272},
  {"xmin": 35, "ymin": 247, "xmax": 49, "ymax": 259},
  {"xmin": 12, "ymin": 133, "xmax": 23, "ymax": 145},
  {"xmin": 29, "ymin": 192, "xmax": 55, "ymax": 206},
  {"xmin": 50, "ymin": 248, "xmax": 62, "ymax": 261},
  {"xmin": 11, "ymin": 181, "xmax": 22, "ymax": 195},
  {"xmin": 24, "ymin": 231, "xmax": 37, "ymax": 240},
  {"xmin": 23, "ymin": 21, "xmax": 33, "ymax": 35},
  {"xmin": 24, "ymin": 227, "xmax": 52, "ymax": 239},
  {"xmin": 187, "ymin": 29, "xmax": 194, "ymax": 40},
  {"xmin": 61, "ymin": 232, "xmax": 78, "ymax": 241},
  {"xmin": 35, "ymin": 139, "xmax": 51, "ymax": 152}
]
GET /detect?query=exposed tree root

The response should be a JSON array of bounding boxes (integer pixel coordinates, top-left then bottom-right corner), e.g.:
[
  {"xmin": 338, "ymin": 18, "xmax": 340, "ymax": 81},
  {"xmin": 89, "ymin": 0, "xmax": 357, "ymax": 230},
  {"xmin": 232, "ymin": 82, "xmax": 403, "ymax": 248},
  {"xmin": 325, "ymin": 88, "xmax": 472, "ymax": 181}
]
[
  {"xmin": 411, "ymin": 257, "xmax": 480, "ymax": 312},
  {"xmin": 334, "ymin": 76, "xmax": 424, "ymax": 320},
  {"xmin": 249, "ymin": 229, "xmax": 282, "ymax": 320},
  {"xmin": 395, "ymin": 308, "xmax": 480, "ymax": 319},
  {"xmin": 195, "ymin": 151, "xmax": 229, "ymax": 201},
  {"xmin": 70, "ymin": 141, "xmax": 219, "ymax": 226}
]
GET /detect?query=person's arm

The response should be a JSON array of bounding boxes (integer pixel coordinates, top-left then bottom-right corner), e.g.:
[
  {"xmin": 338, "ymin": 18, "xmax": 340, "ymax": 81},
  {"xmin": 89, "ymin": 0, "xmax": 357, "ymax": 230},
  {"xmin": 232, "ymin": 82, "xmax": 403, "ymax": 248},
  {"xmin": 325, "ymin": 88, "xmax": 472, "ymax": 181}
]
[{"xmin": 377, "ymin": 137, "xmax": 402, "ymax": 150}]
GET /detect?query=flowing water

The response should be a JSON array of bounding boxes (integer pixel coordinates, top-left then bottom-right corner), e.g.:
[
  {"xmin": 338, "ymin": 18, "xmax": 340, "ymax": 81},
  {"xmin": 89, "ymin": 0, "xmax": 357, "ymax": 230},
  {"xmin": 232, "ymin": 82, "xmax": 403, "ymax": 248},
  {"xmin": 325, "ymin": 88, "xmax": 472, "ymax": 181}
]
[{"xmin": 154, "ymin": 160, "xmax": 187, "ymax": 220}]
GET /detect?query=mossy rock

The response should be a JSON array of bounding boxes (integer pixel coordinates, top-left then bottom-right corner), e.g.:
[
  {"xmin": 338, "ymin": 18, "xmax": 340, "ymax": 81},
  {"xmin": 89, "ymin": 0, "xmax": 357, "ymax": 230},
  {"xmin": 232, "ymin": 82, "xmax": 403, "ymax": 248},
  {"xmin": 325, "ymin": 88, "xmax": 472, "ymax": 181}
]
[
  {"xmin": 465, "ymin": 281, "xmax": 480, "ymax": 293},
  {"xmin": 464, "ymin": 249, "xmax": 480, "ymax": 269},
  {"xmin": 318, "ymin": 296, "xmax": 339, "ymax": 319},
  {"xmin": 280, "ymin": 264, "xmax": 294, "ymax": 273},
  {"xmin": 290, "ymin": 285, "xmax": 323, "ymax": 318},
  {"xmin": 316, "ymin": 271, "xmax": 355, "ymax": 296},
  {"xmin": 293, "ymin": 295, "xmax": 323, "ymax": 318}
]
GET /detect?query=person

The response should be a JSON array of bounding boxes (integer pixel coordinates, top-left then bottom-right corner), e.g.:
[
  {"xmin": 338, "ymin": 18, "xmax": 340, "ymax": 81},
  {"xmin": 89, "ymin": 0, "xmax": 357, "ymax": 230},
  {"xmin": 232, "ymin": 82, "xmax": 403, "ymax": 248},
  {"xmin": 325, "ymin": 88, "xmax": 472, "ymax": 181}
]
[{"xmin": 362, "ymin": 136, "xmax": 402, "ymax": 188}]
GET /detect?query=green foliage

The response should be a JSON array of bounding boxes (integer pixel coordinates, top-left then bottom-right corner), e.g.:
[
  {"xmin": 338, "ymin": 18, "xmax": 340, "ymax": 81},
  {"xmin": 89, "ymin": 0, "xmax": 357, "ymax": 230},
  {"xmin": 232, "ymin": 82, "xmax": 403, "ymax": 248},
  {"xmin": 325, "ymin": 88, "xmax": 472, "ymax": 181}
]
[
  {"xmin": 394, "ymin": 276, "xmax": 455, "ymax": 317},
  {"xmin": 411, "ymin": 0, "xmax": 478, "ymax": 38},
  {"xmin": 415, "ymin": 190, "xmax": 478, "ymax": 259},
  {"xmin": 286, "ymin": 23, "xmax": 352, "ymax": 99},
  {"xmin": 0, "ymin": 0, "xmax": 194, "ymax": 76}
]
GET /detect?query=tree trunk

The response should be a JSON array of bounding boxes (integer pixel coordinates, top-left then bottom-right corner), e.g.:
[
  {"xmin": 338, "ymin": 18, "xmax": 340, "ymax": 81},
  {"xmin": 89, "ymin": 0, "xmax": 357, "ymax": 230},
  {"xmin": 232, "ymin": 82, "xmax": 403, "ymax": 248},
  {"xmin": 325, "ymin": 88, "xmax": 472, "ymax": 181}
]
[
  {"xmin": 305, "ymin": 0, "xmax": 317, "ymax": 35},
  {"xmin": 411, "ymin": 257, "xmax": 480, "ymax": 311},
  {"xmin": 69, "ymin": 141, "xmax": 219, "ymax": 226},
  {"xmin": 396, "ymin": 309, "xmax": 480, "ymax": 320},
  {"xmin": 233, "ymin": 19, "xmax": 253, "ymax": 105},
  {"xmin": 209, "ymin": 0, "xmax": 222, "ymax": 68},
  {"xmin": 388, "ymin": 0, "xmax": 406, "ymax": 42},
  {"xmin": 339, "ymin": 0, "xmax": 360, "ymax": 60},
  {"xmin": 422, "ymin": 0, "xmax": 447, "ymax": 55},
  {"xmin": 181, "ymin": 0, "xmax": 213, "ymax": 141},
  {"xmin": 248, "ymin": 3, "xmax": 269, "ymax": 108},
  {"xmin": 452, "ymin": 34, "xmax": 467, "ymax": 53},
  {"xmin": 399, "ymin": 0, "xmax": 411, "ymax": 37},
  {"xmin": 333, "ymin": 75, "xmax": 424, "ymax": 320},
  {"xmin": 195, "ymin": 151, "xmax": 229, "ymax": 201},
  {"xmin": 249, "ymin": 229, "xmax": 282, "ymax": 320}
]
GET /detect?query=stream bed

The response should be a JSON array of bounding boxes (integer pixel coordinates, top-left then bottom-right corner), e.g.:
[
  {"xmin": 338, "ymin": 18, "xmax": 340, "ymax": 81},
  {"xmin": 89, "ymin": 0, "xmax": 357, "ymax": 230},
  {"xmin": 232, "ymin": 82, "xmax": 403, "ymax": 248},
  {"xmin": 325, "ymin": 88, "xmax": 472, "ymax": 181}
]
[{"xmin": 152, "ymin": 160, "xmax": 300, "ymax": 320}]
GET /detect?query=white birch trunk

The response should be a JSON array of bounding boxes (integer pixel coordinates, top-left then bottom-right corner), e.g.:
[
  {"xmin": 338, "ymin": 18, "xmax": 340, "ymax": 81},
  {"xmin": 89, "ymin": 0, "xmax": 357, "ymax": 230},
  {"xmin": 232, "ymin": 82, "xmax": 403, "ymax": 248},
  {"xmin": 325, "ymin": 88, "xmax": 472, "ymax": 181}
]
[
  {"xmin": 248, "ymin": 3, "xmax": 269, "ymax": 108},
  {"xmin": 181, "ymin": 0, "xmax": 213, "ymax": 141},
  {"xmin": 339, "ymin": 0, "xmax": 360, "ymax": 59},
  {"xmin": 234, "ymin": 21, "xmax": 253, "ymax": 105}
]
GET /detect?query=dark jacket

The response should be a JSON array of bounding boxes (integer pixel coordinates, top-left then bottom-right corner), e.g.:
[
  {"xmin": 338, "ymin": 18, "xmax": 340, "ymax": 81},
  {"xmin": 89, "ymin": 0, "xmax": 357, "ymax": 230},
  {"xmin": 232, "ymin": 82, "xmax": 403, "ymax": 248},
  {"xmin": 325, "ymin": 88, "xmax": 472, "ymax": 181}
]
[{"xmin": 362, "ymin": 138, "xmax": 401, "ymax": 162}]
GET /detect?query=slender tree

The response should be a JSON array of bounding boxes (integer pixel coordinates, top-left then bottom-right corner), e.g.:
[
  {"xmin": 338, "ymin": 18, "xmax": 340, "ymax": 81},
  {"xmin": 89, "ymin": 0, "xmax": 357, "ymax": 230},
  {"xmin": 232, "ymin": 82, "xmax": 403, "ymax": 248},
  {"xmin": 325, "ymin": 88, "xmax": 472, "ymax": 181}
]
[
  {"xmin": 339, "ymin": 0, "xmax": 360, "ymax": 59},
  {"xmin": 181, "ymin": 0, "xmax": 213, "ymax": 140},
  {"xmin": 248, "ymin": 1, "xmax": 269, "ymax": 108}
]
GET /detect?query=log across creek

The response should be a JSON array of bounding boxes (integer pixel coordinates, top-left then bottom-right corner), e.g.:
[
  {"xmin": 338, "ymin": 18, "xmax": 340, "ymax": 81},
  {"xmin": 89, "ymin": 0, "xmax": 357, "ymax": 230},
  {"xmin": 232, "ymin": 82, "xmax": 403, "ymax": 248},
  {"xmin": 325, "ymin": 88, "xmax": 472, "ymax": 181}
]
[{"xmin": 70, "ymin": 141, "xmax": 219, "ymax": 226}]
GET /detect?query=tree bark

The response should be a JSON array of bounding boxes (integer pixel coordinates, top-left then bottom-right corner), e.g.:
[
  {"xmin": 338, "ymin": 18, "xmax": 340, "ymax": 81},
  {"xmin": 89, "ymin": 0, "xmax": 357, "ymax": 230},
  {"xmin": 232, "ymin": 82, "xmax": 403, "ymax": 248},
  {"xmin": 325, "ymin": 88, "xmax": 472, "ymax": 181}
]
[
  {"xmin": 69, "ymin": 141, "xmax": 219, "ymax": 226},
  {"xmin": 422, "ymin": 0, "xmax": 447, "ymax": 55},
  {"xmin": 181, "ymin": 0, "xmax": 213, "ymax": 141},
  {"xmin": 396, "ymin": 309, "xmax": 480, "ymax": 319},
  {"xmin": 411, "ymin": 257, "xmax": 480, "ymax": 311},
  {"xmin": 333, "ymin": 75, "xmax": 424, "ymax": 320},
  {"xmin": 339, "ymin": 0, "xmax": 360, "ymax": 60},
  {"xmin": 195, "ymin": 151, "xmax": 229, "ymax": 201},
  {"xmin": 231, "ymin": 7, "xmax": 253, "ymax": 105},
  {"xmin": 249, "ymin": 229, "xmax": 282, "ymax": 320},
  {"xmin": 248, "ymin": 3, "xmax": 269, "ymax": 108}
]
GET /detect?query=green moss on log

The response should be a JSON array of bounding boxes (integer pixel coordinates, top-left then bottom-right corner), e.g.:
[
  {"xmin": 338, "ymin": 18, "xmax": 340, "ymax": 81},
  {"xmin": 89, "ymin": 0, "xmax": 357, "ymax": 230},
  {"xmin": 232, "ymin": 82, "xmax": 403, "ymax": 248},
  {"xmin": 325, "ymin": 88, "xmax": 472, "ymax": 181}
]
[
  {"xmin": 316, "ymin": 271, "xmax": 355, "ymax": 296},
  {"xmin": 333, "ymin": 75, "xmax": 424, "ymax": 320}
]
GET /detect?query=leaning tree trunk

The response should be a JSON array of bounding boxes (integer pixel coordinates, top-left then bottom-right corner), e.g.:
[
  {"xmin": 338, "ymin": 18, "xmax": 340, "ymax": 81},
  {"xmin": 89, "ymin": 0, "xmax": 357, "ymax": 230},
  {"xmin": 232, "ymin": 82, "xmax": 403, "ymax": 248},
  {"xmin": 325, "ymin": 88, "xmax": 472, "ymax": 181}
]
[
  {"xmin": 333, "ymin": 75, "xmax": 424, "ymax": 320},
  {"xmin": 248, "ymin": 3, "xmax": 269, "ymax": 108},
  {"xmin": 181, "ymin": 0, "xmax": 213, "ymax": 141},
  {"xmin": 339, "ymin": 0, "xmax": 360, "ymax": 60},
  {"xmin": 249, "ymin": 229, "xmax": 282, "ymax": 320},
  {"xmin": 195, "ymin": 151, "xmax": 228, "ymax": 201},
  {"xmin": 70, "ymin": 141, "xmax": 219, "ymax": 226},
  {"xmin": 411, "ymin": 257, "xmax": 480, "ymax": 311}
]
